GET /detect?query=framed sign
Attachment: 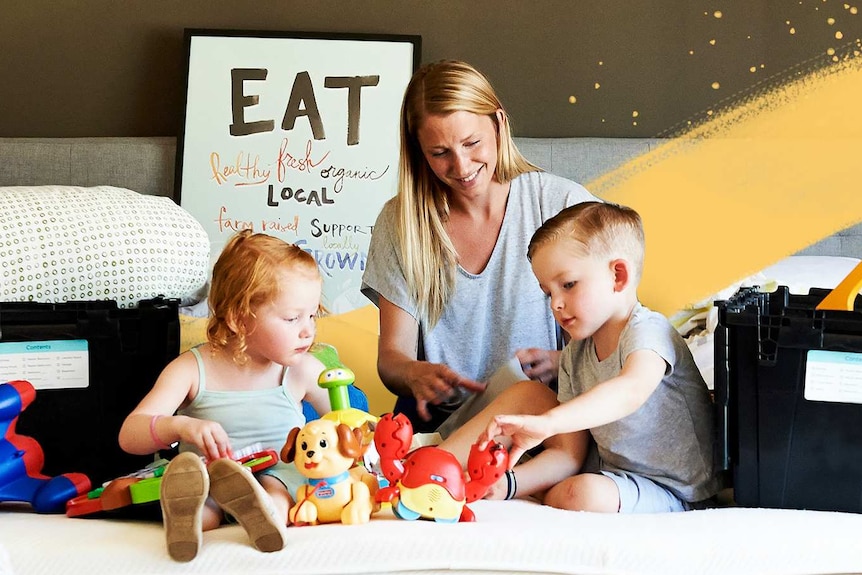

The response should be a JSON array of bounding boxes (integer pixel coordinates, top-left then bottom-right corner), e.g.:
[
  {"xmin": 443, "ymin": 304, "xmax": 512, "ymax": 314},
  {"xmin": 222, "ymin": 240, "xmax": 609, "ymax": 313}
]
[{"xmin": 176, "ymin": 29, "xmax": 420, "ymax": 312}]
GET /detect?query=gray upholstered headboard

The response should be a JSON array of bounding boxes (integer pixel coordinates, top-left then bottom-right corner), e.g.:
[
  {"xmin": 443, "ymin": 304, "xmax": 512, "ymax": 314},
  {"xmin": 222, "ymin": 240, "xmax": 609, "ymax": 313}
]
[
  {"xmin": 1, "ymin": 136, "xmax": 859, "ymax": 257},
  {"xmin": 0, "ymin": 137, "xmax": 176, "ymax": 198}
]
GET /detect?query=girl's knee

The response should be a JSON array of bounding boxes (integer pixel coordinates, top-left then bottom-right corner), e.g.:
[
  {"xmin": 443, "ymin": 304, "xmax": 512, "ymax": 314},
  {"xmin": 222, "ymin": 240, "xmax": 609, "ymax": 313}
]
[{"xmin": 202, "ymin": 498, "xmax": 223, "ymax": 531}]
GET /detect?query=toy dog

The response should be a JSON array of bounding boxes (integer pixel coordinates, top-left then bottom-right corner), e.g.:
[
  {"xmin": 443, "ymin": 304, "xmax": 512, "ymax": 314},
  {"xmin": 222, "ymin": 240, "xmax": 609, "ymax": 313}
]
[{"xmin": 280, "ymin": 418, "xmax": 378, "ymax": 526}]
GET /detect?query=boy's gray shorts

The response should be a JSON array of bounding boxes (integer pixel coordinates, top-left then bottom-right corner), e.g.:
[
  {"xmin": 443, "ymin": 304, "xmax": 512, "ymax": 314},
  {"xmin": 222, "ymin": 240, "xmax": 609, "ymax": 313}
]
[{"xmin": 601, "ymin": 469, "xmax": 689, "ymax": 513}]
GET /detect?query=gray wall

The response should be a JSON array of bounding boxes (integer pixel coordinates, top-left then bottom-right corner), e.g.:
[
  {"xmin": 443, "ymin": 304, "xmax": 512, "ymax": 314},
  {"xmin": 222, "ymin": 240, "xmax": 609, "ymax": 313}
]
[{"xmin": 3, "ymin": 1, "xmax": 859, "ymax": 139}]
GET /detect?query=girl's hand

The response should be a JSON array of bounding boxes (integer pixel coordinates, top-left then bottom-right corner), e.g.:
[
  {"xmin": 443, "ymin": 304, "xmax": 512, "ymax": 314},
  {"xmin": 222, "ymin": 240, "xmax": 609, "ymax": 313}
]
[
  {"xmin": 516, "ymin": 348, "xmax": 561, "ymax": 385},
  {"xmin": 406, "ymin": 362, "xmax": 486, "ymax": 421},
  {"xmin": 480, "ymin": 414, "xmax": 551, "ymax": 465},
  {"xmin": 176, "ymin": 416, "xmax": 233, "ymax": 461}
]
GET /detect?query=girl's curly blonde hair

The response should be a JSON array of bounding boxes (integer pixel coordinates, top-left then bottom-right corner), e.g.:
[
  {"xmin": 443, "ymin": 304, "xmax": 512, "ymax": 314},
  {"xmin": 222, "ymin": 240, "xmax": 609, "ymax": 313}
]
[{"xmin": 206, "ymin": 230, "xmax": 322, "ymax": 365}]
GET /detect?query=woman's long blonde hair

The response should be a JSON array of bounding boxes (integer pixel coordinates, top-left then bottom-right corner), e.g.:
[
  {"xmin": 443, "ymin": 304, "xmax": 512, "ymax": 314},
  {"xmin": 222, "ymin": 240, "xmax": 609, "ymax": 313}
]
[{"xmin": 397, "ymin": 60, "xmax": 539, "ymax": 327}]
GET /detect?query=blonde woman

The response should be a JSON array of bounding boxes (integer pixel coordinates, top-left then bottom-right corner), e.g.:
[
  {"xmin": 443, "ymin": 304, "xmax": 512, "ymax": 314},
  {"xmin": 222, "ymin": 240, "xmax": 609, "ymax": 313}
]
[{"xmin": 362, "ymin": 60, "xmax": 598, "ymax": 434}]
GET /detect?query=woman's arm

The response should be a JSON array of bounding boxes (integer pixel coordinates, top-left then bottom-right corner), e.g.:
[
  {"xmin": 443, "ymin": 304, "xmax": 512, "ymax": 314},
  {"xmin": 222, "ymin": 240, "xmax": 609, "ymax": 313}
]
[{"xmin": 377, "ymin": 296, "xmax": 485, "ymax": 421}]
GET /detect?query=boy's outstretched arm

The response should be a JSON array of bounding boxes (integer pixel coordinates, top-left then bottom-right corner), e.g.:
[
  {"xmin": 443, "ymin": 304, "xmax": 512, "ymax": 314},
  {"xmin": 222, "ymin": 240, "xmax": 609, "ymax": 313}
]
[{"xmin": 482, "ymin": 349, "xmax": 666, "ymax": 463}]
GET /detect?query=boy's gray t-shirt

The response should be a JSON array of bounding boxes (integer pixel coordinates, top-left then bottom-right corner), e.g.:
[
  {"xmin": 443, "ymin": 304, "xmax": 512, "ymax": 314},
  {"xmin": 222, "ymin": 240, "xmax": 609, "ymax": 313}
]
[
  {"xmin": 558, "ymin": 302, "xmax": 720, "ymax": 502},
  {"xmin": 362, "ymin": 171, "xmax": 596, "ymax": 410}
]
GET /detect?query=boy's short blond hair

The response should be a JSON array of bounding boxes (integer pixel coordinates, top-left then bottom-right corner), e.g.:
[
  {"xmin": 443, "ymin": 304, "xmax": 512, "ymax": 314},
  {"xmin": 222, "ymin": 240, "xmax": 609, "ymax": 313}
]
[
  {"xmin": 207, "ymin": 229, "xmax": 322, "ymax": 365},
  {"xmin": 528, "ymin": 201, "xmax": 645, "ymax": 282}
]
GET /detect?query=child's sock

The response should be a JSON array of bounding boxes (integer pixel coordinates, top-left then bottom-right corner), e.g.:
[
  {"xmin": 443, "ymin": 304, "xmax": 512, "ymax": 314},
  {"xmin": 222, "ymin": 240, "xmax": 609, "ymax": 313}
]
[
  {"xmin": 207, "ymin": 458, "xmax": 287, "ymax": 553},
  {"xmin": 160, "ymin": 452, "xmax": 209, "ymax": 562}
]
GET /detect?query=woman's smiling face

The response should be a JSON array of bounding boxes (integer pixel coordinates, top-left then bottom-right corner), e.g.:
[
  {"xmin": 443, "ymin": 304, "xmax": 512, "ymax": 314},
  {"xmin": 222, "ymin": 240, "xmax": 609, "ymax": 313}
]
[{"xmin": 416, "ymin": 110, "xmax": 499, "ymax": 197}]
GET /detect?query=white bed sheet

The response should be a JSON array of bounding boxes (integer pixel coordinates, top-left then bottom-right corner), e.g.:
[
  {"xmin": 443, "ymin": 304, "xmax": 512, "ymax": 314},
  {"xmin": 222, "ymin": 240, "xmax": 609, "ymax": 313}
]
[{"xmin": 2, "ymin": 500, "xmax": 862, "ymax": 575}]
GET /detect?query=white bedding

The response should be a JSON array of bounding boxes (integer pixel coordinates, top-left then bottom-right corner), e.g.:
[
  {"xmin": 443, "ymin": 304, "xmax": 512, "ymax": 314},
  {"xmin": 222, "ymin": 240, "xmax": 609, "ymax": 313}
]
[{"xmin": 2, "ymin": 500, "xmax": 862, "ymax": 575}]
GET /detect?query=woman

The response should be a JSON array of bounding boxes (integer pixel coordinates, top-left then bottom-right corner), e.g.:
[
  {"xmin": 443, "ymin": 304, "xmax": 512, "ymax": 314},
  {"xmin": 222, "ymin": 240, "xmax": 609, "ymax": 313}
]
[{"xmin": 361, "ymin": 60, "xmax": 598, "ymax": 434}]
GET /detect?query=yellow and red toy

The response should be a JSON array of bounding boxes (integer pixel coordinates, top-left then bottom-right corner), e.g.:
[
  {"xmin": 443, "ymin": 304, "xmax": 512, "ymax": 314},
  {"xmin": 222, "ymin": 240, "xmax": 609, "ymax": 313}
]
[
  {"xmin": 281, "ymin": 418, "xmax": 379, "ymax": 526},
  {"xmin": 373, "ymin": 412, "xmax": 508, "ymax": 523}
]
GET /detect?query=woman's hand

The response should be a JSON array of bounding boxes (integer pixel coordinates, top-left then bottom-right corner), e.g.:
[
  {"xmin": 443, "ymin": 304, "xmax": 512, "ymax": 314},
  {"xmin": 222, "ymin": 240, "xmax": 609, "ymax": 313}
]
[
  {"xmin": 516, "ymin": 348, "xmax": 561, "ymax": 385},
  {"xmin": 405, "ymin": 361, "xmax": 486, "ymax": 421},
  {"xmin": 175, "ymin": 416, "xmax": 233, "ymax": 461}
]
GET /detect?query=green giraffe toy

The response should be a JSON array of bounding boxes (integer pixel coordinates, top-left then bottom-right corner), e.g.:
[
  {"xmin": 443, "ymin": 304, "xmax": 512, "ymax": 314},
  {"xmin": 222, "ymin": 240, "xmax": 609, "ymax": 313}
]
[{"xmin": 310, "ymin": 343, "xmax": 378, "ymax": 429}]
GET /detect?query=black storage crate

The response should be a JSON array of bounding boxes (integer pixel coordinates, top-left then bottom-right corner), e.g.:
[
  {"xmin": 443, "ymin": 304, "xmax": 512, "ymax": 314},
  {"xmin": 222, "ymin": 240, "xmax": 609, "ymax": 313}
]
[
  {"xmin": 0, "ymin": 298, "xmax": 179, "ymax": 486},
  {"xmin": 715, "ymin": 285, "xmax": 862, "ymax": 512}
]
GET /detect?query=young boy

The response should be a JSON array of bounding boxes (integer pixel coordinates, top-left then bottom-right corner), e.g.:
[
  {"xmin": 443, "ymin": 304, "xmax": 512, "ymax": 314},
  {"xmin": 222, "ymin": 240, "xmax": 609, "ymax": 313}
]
[{"xmin": 475, "ymin": 201, "xmax": 720, "ymax": 513}]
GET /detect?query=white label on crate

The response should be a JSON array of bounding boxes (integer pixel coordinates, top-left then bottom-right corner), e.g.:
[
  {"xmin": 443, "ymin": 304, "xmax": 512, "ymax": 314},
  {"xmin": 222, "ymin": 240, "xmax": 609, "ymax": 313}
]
[
  {"xmin": 0, "ymin": 340, "xmax": 89, "ymax": 390},
  {"xmin": 804, "ymin": 349, "xmax": 862, "ymax": 404}
]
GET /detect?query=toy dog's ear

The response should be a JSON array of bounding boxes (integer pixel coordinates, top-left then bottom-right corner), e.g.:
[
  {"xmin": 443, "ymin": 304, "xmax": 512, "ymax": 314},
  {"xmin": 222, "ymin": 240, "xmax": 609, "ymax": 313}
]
[
  {"xmin": 281, "ymin": 427, "xmax": 301, "ymax": 464},
  {"xmin": 336, "ymin": 424, "xmax": 364, "ymax": 459}
]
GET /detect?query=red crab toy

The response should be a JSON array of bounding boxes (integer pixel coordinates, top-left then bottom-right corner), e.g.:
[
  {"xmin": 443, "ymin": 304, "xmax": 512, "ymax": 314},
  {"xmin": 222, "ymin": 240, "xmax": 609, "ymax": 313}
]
[{"xmin": 373, "ymin": 412, "xmax": 508, "ymax": 523}]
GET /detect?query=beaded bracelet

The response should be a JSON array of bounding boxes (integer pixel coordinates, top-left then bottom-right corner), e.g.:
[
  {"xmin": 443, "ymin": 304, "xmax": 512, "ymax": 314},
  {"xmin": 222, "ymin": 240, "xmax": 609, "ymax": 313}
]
[
  {"xmin": 504, "ymin": 469, "xmax": 518, "ymax": 500},
  {"xmin": 149, "ymin": 414, "xmax": 172, "ymax": 451}
]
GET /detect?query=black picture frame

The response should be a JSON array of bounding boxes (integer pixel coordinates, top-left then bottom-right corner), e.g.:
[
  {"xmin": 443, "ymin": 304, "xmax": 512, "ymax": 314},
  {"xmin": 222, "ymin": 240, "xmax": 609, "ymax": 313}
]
[{"xmin": 176, "ymin": 28, "xmax": 420, "ymax": 312}]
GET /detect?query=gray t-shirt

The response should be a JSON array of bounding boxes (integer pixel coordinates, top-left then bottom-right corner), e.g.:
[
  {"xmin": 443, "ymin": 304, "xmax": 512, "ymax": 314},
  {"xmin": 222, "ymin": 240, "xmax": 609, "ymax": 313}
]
[
  {"xmin": 362, "ymin": 171, "xmax": 596, "ymax": 412},
  {"xmin": 558, "ymin": 302, "xmax": 720, "ymax": 502}
]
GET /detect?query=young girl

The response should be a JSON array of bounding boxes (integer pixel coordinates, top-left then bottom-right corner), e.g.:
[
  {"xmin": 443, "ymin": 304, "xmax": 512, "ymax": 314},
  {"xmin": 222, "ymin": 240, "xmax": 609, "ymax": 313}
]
[{"xmin": 118, "ymin": 230, "xmax": 331, "ymax": 562}]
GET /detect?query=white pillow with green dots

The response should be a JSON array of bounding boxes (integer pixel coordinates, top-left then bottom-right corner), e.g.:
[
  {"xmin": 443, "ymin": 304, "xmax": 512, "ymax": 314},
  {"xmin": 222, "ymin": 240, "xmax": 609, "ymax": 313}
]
[{"xmin": 0, "ymin": 185, "xmax": 210, "ymax": 308}]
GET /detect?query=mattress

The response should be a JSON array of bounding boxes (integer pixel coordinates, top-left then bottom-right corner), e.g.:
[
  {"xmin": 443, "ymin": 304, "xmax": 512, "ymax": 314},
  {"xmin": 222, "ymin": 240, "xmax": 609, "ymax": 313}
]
[{"xmin": 2, "ymin": 499, "xmax": 862, "ymax": 575}]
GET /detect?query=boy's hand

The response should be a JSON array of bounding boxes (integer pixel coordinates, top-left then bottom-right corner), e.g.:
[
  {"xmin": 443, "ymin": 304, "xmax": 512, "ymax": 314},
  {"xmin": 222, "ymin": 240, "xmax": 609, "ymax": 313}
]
[
  {"xmin": 480, "ymin": 414, "xmax": 550, "ymax": 466},
  {"xmin": 178, "ymin": 417, "xmax": 233, "ymax": 461},
  {"xmin": 481, "ymin": 473, "xmax": 510, "ymax": 500}
]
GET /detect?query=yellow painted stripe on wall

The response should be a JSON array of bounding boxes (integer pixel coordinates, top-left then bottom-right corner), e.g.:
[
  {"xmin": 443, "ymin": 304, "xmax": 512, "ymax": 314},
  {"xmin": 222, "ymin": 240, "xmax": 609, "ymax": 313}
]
[{"xmin": 590, "ymin": 57, "xmax": 862, "ymax": 316}]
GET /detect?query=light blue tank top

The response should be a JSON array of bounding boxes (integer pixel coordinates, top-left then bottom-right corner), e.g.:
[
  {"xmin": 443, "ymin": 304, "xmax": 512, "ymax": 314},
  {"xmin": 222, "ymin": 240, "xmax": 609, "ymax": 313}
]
[{"xmin": 177, "ymin": 347, "xmax": 306, "ymax": 456}]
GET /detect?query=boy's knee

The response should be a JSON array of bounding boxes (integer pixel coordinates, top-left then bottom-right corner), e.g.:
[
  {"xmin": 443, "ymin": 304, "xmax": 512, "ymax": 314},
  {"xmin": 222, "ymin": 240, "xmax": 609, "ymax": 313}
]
[{"xmin": 544, "ymin": 474, "xmax": 620, "ymax": 513}]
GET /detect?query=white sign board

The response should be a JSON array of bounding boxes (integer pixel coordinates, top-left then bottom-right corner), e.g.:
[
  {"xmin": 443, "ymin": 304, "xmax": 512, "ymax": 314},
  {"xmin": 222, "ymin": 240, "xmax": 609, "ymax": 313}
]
[{"xmin": 177, "ymin": 30, "xmax": 419, "ymax": 312}]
